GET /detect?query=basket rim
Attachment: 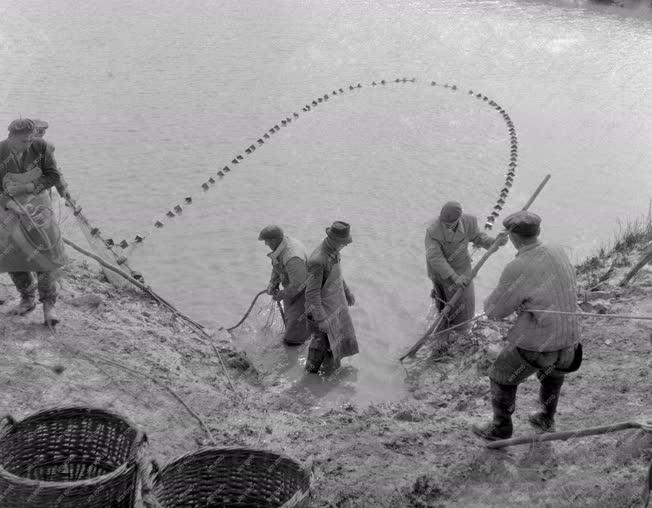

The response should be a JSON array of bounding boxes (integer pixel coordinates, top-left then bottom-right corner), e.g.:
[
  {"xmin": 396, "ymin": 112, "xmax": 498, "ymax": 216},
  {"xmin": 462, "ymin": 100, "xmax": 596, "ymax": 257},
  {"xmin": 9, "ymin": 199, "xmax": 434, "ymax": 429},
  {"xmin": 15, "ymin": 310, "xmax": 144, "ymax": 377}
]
[
  {"xmin": 0, "ymin": 406, "xmax": 145, "ymax": 488},
  {"xmin": 0, "ymin": 460, "xmax": 137, "ymax": 489},
  {"xmin": 152, "ymin": 446, "xmax": 313, "ymax": 506},
  {"xmin": 1, "ymin": 406, "xmax": 141, "ymax": 432},
  {"xmin": 154, "ymin": 446, "xmax": 310, "ymax": 475}
]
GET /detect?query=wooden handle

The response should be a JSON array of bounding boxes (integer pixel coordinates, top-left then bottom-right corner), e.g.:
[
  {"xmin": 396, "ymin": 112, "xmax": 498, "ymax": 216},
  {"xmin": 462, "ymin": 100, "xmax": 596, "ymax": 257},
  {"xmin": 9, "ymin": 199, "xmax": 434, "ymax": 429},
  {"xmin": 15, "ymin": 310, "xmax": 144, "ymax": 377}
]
[{"xmin": 486, "ymin": 421, "xmax": 639, "ymax": 449}]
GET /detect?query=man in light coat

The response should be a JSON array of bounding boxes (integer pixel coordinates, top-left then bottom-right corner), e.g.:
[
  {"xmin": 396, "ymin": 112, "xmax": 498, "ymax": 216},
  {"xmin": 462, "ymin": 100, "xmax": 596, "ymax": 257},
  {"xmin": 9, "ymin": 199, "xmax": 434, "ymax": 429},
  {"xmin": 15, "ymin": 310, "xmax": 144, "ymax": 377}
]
[
  {"xmin": 259, "ymin": 225, "xmax": 310, "ymax": 345},
  {"xmin": 472, "ymin": 211, "xmax": 582, "ymax": 441},
  {"xmin": 425, "ymin": 201, "xmax": 505, "ymax": 330},
  {"xmin": 304, "ymin": 221, "xmax": 358, "ymax": 373}
]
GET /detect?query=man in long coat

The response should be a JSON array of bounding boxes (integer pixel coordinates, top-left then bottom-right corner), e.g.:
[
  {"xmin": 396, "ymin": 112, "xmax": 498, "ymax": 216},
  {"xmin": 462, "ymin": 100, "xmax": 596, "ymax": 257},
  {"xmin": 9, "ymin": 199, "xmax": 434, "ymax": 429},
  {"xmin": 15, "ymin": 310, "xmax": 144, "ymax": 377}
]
[
  {"xmin": 472, "ymin": 211, "xmax": 582, "ymax": 440},
  {"xmin": 0, "ymin": 118, "xmax": 67, "ymax": 325},
  {"xmin": 259, "ymin": 225, "xmax": 310, "ymax": 345},
  {"xmin": 425, "ymin": 201, "xmax": 505, "ymax": 330},
  {"xmin": 304, "ymin": 221, "xmax": 358, "ymax": 373}
]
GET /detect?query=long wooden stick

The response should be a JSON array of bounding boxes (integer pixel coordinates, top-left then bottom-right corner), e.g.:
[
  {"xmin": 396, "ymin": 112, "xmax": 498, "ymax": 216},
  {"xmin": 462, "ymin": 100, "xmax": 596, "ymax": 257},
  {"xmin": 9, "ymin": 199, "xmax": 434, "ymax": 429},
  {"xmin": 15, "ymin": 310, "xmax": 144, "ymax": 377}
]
[
  {"xmin": 400, "ymin": 174, "xmax": 551, "ymax": 361},
  {"xmin": 619, "ymin": 242, "xmax": 652, "ymax": 287},
  {"xmin": 487, "ymin": 421, "xmax": 642, "ymax": 449},
  {"xmin": 527, "ymin": 309, "xmax": 652, "ymax": 321}
]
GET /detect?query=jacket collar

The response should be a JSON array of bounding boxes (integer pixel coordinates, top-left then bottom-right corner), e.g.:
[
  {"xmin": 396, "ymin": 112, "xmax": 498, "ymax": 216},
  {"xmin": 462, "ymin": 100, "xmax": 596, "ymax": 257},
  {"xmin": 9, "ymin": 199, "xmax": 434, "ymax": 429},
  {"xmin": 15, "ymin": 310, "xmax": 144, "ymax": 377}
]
[
  {"xmin": 516, "ymin": 240, "xmax": 541, "ymax": 256},
  {"xmin": 439, "ymin": 217, "xmax": 466, "ymax": 242},
  {"xmin": 321, "ymin": 239, "xmax": 341, "ymax": 262},
  {"xmin": 267, "ymin": 237, "xmax": 288, "ymax": 262}
]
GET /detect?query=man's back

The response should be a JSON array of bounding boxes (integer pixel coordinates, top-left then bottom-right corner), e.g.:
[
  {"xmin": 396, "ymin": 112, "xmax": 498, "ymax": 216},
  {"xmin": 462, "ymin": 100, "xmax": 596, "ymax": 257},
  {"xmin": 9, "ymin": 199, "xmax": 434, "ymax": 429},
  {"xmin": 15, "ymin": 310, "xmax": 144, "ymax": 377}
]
[{"xmin": 486, "ymin": 241, "xmax": 580, "ymax": 351}]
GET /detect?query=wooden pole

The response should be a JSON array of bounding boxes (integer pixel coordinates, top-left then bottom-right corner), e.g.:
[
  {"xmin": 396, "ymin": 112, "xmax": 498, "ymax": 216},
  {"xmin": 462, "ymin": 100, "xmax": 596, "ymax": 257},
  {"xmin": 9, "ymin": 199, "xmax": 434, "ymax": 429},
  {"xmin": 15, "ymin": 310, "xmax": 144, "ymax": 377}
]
[
  {"xmin": 486, "ymin": 421, "xmax": 643, "ymax": 449},
  {"xmin": 619, "ymin": 241, "xmax": 652, "ymax": 287},
  {"xmin": 400, "ymin": 174, "xmax": 551, "ymax": 362}
]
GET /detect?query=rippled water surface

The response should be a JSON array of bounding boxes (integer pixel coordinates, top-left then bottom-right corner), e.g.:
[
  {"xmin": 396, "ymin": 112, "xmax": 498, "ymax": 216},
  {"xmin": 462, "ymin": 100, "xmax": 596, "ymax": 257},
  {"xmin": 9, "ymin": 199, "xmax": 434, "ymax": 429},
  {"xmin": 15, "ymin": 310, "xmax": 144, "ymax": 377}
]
[{"xmin": 2, "ymin": 0, "xmax": 651, "ymax": 404}]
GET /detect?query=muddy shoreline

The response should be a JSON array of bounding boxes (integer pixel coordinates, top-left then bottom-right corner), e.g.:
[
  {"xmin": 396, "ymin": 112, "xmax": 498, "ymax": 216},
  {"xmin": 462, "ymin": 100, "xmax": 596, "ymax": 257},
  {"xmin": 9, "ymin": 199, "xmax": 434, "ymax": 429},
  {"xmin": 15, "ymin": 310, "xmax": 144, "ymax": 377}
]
[{"xmin": 1, "ymin": 234, "xmax": 650, "ymax": 507}]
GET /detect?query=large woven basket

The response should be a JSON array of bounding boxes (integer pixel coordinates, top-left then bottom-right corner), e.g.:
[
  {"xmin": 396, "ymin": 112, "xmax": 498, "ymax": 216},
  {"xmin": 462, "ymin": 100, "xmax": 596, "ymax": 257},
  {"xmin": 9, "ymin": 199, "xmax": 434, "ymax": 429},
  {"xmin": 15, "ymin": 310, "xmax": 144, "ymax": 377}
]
[
  {"xmin": 0, "ymin": 406, "xmax": 147, "ymax": 507},
  {"xmin": 151, "ymin": 447, "xmax": 312, "ymax": 507}
]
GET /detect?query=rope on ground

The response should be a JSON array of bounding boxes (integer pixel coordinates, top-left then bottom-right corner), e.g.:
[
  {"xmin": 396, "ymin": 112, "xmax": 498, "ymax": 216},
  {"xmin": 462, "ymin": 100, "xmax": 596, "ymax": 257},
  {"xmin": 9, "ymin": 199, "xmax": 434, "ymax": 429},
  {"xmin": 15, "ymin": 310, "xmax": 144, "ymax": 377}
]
[
  {"xmin": 45, "ymin": 321, "xmax": 217, "ymax": 445},
  {"xmin": 62, "ymin": 236, "xmax": 241, "ymax": 399}
]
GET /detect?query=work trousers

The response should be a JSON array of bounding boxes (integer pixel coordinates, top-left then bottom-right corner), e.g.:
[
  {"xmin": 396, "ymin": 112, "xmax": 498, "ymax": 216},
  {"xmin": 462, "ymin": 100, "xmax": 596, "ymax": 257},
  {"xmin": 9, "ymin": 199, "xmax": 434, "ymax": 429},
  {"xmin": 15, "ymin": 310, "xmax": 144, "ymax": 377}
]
[{"xmin": 9, "ymin": 271, "xmax": 57, "ymax": 304}]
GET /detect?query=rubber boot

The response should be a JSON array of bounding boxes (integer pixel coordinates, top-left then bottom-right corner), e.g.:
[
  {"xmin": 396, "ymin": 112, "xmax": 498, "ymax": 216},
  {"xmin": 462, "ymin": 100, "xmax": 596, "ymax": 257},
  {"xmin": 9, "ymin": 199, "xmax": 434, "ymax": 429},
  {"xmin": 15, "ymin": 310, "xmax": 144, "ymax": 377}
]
[
  {"xmin": 529, "ymin": 376, "xmax": 564, "ymax": 432},
  {"xmin": 305, "ymin": 347, "xmax": 325, "ymax": 373},
  {"xmin": 43, "ymin": 301, "xmax": 60, "ymax": 327},
  {"xmin": 472, "ymin": 381, "xmax": 517, "ymax": 441},
  {"xmin": 10, "ymin": 295, "xmax": 36, "ymax": 315}
]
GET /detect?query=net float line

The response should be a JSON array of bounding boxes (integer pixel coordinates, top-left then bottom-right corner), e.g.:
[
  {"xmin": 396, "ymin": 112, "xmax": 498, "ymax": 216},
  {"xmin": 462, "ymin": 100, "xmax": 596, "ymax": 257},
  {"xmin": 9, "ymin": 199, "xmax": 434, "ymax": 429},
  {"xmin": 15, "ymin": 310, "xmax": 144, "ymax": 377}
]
[{"xmin": 122, "ymin": 77, "xmax": 517, "ymax": 251}]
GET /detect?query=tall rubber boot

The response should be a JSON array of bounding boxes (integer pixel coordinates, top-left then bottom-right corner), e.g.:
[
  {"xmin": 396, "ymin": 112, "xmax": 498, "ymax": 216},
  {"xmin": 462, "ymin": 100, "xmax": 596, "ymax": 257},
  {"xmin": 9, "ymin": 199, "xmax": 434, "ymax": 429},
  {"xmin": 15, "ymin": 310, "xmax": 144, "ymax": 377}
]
[
  {"xmin": 472, "ymin": 381, "xmax": 517, "ymax": 441},
  {"xmin": 43, "ymin": 301, "xmax": 60, "ymax": 327},
  {"xmin": 529, "ymin": 375, "xmax": 564, "ymax": 432}
]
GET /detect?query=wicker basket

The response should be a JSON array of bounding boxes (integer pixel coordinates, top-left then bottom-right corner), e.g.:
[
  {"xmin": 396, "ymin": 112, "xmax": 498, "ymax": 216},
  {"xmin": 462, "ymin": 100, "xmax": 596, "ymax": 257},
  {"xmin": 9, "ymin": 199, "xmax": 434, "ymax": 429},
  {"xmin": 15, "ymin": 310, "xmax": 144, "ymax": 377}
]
[
  {"xmin": 151, "ymin": 447, "xmax": 312, "ymax": 507},
  {"xmin": 0, "ymin": 406, "xmax": 147, "ymax": 507}
]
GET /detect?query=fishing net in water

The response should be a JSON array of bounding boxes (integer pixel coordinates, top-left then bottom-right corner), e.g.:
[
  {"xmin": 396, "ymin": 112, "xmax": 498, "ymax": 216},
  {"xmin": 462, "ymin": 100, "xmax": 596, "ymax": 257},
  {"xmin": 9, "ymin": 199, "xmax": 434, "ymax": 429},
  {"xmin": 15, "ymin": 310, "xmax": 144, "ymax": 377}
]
[
  {"xmin": 261, "ymin": 300, "xmax": 286, "ymax": 336},
  {"xmin": 224, "ymin": 291, "xmax": 286, "ymax": 339}
]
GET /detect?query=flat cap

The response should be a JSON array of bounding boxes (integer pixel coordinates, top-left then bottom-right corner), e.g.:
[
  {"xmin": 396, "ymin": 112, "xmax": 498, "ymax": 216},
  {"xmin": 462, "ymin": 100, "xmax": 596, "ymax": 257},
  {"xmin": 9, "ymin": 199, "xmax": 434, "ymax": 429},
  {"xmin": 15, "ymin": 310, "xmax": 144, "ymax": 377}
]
[
  {"xmin": 7, "ymin": 118, "xmax": 35, "ymax": 135},
  {"xmin": 503, "ymin": 210, "xmax": 541, "ymax": 236},
  {"xmin": 258, "ymin": 225, "xmax": 284, "ymax": 241}
]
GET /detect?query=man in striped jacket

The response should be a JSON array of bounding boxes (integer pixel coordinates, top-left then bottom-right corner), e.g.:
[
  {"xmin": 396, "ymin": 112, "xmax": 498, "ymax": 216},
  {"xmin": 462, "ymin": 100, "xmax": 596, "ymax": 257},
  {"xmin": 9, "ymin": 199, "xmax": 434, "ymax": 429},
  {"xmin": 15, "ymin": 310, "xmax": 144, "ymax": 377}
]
[{"xmin": 472, "ymin": 211, "xmax": 582, "ymax": 441}]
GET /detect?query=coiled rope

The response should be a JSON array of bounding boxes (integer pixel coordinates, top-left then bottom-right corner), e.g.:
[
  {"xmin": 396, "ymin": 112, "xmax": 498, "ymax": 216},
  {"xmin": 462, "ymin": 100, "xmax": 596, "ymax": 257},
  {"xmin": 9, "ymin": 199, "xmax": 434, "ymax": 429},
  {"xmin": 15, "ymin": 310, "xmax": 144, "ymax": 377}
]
[{"xmin": 121, "ymin": 77, "xmax": 518, "ymax": 252}]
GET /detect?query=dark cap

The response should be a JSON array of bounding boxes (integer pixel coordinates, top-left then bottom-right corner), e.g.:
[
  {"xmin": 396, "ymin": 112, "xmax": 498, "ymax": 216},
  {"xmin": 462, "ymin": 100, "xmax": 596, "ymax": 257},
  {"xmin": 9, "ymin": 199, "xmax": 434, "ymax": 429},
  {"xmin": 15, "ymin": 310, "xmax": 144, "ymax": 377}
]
[
  {"xmin": 440, "ymin": 201, "xmax": 463, "ymax": 223},
  {"xmin": 503, "ymin": 210, "xmax": 541, "ymax": 237},
  {"xmin": 7, "ymin": 118, "xmax": 35, "ymax": 135},
  {"xmin": 258, "ymin": 225, "xmax": 284, "ymax": 241},
  {"xmin": 326, "ymin": 221, "xmax": 352, "ymax": 243}
]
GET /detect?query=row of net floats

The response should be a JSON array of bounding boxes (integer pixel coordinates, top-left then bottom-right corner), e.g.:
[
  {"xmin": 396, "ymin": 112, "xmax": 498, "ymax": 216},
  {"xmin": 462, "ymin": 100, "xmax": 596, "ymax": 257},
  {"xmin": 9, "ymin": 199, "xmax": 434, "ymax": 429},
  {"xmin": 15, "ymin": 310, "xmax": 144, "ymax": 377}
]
[
  {"xmin": 0, "ymin": 406, "xmax": 311, "ymax": 507},
  {"xmin": 114, "ymin": 78, "xmax": 517, "ymax": 252}
]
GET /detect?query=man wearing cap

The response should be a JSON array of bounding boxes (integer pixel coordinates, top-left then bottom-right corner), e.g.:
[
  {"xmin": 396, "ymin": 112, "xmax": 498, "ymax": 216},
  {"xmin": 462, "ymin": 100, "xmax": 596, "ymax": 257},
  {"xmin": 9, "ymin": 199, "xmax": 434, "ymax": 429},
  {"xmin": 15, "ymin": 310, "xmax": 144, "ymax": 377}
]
[
  {"xmin": 472, "ymin": 211, "xmax": 581, "ymax": 441},
  {"xmin": 0, "ymin": 118, "xmax": 67, "ymax": 326},
  {"xmin": 29, "ymin": 119, "xmax": 70, "ymax": 200},
  {"xmin": 304, "ymin": 221, "xmax": 358, "ymax": 373},
  {"xmin": 259, "ymin": 225, "xmax": 310, "ymax": 345},
  {"xmin": 425, "ymin": 201, "xmax": 506, "ymax": 330}
]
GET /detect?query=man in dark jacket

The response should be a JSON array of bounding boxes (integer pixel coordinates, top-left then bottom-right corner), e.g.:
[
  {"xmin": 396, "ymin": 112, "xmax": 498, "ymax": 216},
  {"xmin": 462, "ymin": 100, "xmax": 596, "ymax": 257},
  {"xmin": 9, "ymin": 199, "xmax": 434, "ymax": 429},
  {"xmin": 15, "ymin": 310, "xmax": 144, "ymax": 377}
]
[
  {"xmin": 30, "ymin": 119, "xmax": 69, "ymax": 199},
  {"xmin": 0, "ymin": 118, "xmax": 67, "ymax": 326},
  {"xmin": 425, "ymin": 201, "xmax": 506, "ymax": 330},
  {"xmin": 304, "ymin": 221, "xmax": 358, "ymax": 373},
  {"xmin": 259, "ymin": 224, "xmax": 310, "ymax": 345},
  {"xmin": 472, "ymin": 211, "xmax": 581, "ymax": 441}
]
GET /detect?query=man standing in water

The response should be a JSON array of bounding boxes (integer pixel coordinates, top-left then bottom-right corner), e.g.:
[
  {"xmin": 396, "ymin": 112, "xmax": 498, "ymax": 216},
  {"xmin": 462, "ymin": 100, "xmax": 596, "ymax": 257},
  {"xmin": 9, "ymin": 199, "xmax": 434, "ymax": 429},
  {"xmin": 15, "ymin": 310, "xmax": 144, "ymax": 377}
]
[
  {"xmin": 472, "ymin": 211, "xmax": 581, "ymax": 440},
  {"xmin": 304, "ymin": 221, "xmax": 358, "ymax": 373},
  {"xmin": 425, "ymin": 201, "xmax": 506, "ymax": 331},
  {"xmin": 259, "ymin": 225, "xmax": 310, "ymax": 345},
  {"xmin": 0, "ymin": 118, "xmax": 67, "ymax": 326}
]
